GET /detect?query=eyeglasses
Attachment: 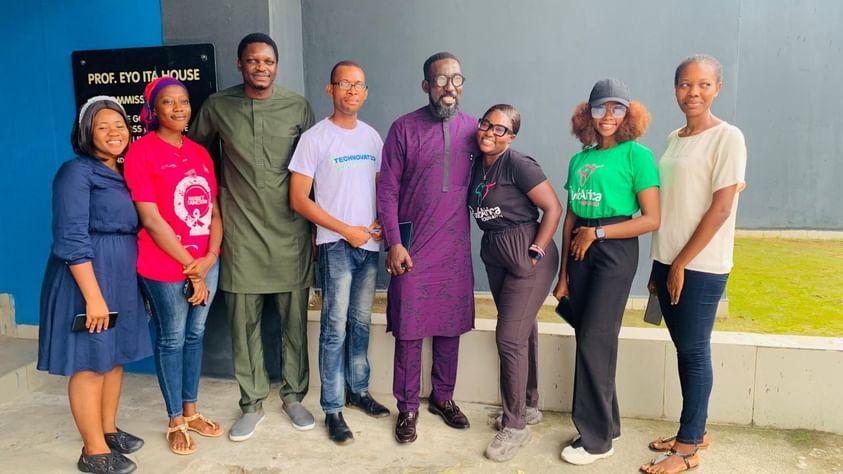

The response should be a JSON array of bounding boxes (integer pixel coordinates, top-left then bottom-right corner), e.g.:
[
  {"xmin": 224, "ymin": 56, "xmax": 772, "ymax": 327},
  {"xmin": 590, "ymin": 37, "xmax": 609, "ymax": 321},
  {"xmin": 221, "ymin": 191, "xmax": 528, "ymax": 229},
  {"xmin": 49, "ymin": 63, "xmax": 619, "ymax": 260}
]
[
  {"xmin": 477, "ymin": 119, "xmax": 513, "ymax": 137},
  {"xmin": 332, "ymin": 80, "xmax": 368, "ymax": 91},
  {"xmin": 429, "ymin": 74, "xmax": 465, "ymax": 88},
  {"xmin": 590, "ymin": 103, "xmax": 628, "ymax": 119}
]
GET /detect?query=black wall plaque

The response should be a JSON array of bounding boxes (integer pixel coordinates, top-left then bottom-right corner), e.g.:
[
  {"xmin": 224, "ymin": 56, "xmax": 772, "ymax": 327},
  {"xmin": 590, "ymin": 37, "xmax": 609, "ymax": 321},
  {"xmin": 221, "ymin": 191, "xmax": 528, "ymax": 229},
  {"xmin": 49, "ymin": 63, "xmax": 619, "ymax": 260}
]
[{"xmin": 72, "ymin": 44, "xmax": 217, "ymax": 139}]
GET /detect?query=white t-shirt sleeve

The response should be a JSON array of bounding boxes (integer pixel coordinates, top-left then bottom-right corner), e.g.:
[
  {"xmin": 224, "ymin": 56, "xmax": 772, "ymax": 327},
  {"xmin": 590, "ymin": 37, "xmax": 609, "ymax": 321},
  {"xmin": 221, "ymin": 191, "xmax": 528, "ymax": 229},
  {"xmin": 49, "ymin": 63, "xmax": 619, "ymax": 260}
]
[
  {"xmin": 288, "ymin": 131, "xmax": 317, "ymax": 178},
  {"xmin": 712, "ymin": 126, "xmax": 747, "ymax": 192}
]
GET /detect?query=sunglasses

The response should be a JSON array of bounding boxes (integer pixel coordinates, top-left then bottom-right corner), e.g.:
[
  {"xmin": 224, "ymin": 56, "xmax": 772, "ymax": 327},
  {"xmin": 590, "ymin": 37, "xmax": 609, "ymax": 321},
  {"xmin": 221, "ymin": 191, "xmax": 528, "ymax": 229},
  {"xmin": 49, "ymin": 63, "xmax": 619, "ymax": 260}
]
[
  {"xmin": 429, "ymin": 74, "xmax": 465, "ymax": 88},
  {"xmin": 591, "ymin": 103, "xmax": 628, "ymax": 119}
]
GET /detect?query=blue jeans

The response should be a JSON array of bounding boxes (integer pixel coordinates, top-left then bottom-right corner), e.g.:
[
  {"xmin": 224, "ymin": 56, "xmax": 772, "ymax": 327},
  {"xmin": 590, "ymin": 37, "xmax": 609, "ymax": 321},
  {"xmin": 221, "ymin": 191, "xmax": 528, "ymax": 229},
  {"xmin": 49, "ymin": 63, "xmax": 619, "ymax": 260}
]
[
  {"xmin": 140, "ymin": 262, "xmax": 219, "ymax": 418},
  {"xmin": 318, "ymin": 240, "xmax": 378, "ymax": 414},
  {"xmin": 652, "ymin": 261, "xmax": 728, "ymax": 445}
]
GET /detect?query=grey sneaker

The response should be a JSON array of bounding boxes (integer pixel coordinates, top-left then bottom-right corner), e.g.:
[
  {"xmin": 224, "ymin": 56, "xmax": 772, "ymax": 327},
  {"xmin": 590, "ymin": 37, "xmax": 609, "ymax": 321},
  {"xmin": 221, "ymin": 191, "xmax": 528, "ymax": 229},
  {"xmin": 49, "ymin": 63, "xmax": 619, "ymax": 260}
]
[
  {"xmin": 282, "ymin": 401, "xmax": 316, "ymax": 431},
  {"xmin": 484, "ymin": 427, "xmax": 531, "ymax": 462},
  {"xmin": 493, "ymin": 406, "xmax": 543, "ymax": 430},
  {"xmin": 229, "ymin": 410, "xmax": 265, "ymax": 441}
]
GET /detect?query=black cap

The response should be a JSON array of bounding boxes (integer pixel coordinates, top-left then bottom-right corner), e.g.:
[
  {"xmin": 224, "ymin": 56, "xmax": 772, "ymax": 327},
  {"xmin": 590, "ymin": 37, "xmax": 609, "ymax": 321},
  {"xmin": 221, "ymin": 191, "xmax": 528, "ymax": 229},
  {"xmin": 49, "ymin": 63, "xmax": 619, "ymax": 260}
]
[{"xmin": 588, "ymin": 78, "xmax": 630, "ymax": 107}]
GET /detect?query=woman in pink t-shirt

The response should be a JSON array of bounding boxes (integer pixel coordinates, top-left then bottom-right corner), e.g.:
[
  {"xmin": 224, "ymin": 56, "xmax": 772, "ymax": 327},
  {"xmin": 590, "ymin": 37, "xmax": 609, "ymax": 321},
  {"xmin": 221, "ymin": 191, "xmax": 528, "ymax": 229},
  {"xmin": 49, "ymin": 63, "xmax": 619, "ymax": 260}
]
[{"xmin": 124, "ymin": 77, "xmax": 223, "ymax": 456}]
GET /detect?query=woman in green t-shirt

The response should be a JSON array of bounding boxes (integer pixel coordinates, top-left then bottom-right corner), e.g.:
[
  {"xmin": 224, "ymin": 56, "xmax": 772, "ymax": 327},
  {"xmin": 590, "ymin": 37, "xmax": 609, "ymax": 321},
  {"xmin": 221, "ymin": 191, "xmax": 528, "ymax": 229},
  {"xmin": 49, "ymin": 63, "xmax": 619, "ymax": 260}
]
[{"xmin": 554, "ymin": 78, "xmax": 661, "ymax": 466}]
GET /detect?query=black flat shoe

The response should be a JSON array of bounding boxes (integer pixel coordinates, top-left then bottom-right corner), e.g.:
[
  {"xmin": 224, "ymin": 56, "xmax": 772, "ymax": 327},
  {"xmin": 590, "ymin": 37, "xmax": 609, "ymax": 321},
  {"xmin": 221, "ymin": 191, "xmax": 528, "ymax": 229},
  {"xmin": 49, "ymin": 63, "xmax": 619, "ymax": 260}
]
[
  {"xmin": 428, "ymin": 399, "xmax": 470, "ymax": 429},
  {"xmin": 109, "ymin": 452, "xmax": 138, "ymax": 473},
  {"xmin": 395, "ymin": 410, "xmax": 418, "ymax": 444},
  {"xmin": 325, "ymin": 412, "xmax": 354, "ymax": 445},
  {"xmin": 77, "ymin": 448, "xmax": 137, "ymax": 474},
  {"xmin": 346, "ymin": 390, "xmax": 390, "ymax": 418},
  {"xmin": 104, "ymin": 428, "xmax": 144, "ymax": 454}
]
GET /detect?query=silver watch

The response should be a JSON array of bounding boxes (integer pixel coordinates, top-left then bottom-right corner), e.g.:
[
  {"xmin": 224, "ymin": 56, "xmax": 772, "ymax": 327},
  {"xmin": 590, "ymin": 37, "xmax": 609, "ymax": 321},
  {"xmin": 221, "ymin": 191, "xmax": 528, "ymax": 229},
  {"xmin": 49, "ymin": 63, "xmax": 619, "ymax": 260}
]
[{"xmin": 595, "ymin": 226, "xmax": 606, "ymax": 242}]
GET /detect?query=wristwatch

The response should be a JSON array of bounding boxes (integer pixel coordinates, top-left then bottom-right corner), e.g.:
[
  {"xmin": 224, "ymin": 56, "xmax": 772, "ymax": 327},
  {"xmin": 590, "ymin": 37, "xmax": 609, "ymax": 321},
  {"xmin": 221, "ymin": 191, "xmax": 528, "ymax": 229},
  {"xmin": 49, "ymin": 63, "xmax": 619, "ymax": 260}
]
[{"xmin": 595, "ymin": 226, "xmax": 606, "ymax": 242}]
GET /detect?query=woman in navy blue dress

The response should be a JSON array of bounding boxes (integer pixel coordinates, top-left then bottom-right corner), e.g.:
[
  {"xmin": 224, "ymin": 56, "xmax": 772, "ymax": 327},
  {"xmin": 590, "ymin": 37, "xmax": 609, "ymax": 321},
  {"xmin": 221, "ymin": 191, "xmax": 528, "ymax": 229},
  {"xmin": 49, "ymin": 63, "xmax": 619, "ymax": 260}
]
[{"xmin": 38, "ymin": 96, "xmax": 152, "ymax": 474}]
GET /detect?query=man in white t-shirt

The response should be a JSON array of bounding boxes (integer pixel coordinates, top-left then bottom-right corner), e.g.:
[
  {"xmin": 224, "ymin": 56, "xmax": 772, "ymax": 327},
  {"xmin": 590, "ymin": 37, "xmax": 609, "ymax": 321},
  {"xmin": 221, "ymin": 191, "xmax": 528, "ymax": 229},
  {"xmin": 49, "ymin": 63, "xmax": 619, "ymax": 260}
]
[{"xmin": 289, "ymin": 61, "xmax": 389, "ymax": 445}]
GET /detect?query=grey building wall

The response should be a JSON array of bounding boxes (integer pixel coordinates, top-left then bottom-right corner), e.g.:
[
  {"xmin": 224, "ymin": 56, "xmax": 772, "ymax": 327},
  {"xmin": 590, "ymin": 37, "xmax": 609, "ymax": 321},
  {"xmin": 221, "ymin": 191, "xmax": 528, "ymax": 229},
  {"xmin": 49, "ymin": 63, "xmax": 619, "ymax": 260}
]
[
  {"xmin": 300, "ymin": 0, "xmax": 742, "ymax": 294},
  {"xmin": 155, "ymin": 0, "xmax": 841, "ymax": 376},
  {"xmin": 161, "ymin": 0, "xmax": 268, "ymax": 89},
  {"xmin": 734, "ymin": 0, "xmax": 843, "ymax": 229},
  {"xmin": 299, "ymin": 0, "xmax": 843, "ymax": 295},
  {"xmin": 161, "ymin": 0, "xmax": 306, "ymax": 94},
  {"xmin": 160, "ymin": 0, "xmax": 843, "ymax": 295}
]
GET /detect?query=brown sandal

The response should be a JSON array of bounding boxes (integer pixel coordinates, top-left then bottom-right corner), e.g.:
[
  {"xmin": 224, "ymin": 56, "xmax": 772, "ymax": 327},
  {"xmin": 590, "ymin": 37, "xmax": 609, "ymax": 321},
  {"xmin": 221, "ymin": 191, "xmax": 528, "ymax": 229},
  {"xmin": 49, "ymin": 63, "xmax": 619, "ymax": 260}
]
[
  {"xmin": 165, "ymin": 423, "xmax": 197, "ymax": 455},
  {"xmin": 649, "ymin": 433, "xmax": 710, "ymax": 452},
  {"xmin": 184, "ymin": 413, "xmax": 224, "ymax": 438},
  {"xmin": 640, "ymin": 448, "xmax": 700, "ymax": 473}
]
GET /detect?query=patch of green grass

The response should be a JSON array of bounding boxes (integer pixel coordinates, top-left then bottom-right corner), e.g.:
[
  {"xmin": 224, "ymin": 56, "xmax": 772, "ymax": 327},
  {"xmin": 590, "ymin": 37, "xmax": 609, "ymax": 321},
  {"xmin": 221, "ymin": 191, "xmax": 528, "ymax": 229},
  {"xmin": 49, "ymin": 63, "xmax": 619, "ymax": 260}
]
[
  {"xmin": 506, "ymin": 238, "xmax": 842, "ymax": 336},
  {"xmin": 328, "ymin": 238, "xmax": 842, "ymax": 336},
  {"xmin": 725, "ymin": 238, "xmax": 843, "ymax": 336},
  {"xmin": 784, "ymin": 429, "xmax": 816, "ymax": 448}
]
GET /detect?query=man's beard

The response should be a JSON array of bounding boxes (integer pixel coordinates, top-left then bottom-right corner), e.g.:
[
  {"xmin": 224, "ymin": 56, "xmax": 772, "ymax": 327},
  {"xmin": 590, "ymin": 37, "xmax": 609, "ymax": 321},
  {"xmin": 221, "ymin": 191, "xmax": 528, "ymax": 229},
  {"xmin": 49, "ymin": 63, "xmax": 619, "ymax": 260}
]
[{"xmin": 428, "ymin": 94, "xmax": 459, "ymax": 119}]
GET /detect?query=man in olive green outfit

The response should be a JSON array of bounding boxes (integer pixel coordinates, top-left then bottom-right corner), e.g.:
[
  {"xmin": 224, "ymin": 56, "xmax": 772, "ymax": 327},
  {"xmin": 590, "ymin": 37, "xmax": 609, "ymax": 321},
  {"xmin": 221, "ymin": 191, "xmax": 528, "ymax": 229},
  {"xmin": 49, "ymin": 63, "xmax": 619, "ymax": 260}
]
[{"xmin": 190, "ymin": 33, "xmax": 315, "ymax": 441}]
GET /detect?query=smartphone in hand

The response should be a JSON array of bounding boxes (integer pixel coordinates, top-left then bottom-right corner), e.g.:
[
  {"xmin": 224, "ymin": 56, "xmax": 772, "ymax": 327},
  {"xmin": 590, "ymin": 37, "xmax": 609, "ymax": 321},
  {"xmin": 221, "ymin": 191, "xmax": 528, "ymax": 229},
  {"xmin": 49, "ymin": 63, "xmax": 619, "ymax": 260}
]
[
  {"xmin": 71, "ymin": 312, "xmax": 119, "ymax": 332},
  {"xmin": 183, "ymin": 280, "xmax": 207, "ymax": 306},
  {"xmin": 555, "ymin": 296, "xmax": 577, "ymax": 328}
]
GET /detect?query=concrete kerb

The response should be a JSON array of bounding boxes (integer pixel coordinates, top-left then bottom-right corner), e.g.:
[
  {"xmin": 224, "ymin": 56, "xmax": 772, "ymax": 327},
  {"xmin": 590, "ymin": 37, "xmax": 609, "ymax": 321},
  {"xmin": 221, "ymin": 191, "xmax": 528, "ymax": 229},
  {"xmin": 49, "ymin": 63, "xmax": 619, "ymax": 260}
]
[
  {"xmin": 4, "ymin": 305, "xmax": 841, "ymax": 435},
  {"xmin": 301, "ymin": 312, "xmax": 843, "ymax": 436}
]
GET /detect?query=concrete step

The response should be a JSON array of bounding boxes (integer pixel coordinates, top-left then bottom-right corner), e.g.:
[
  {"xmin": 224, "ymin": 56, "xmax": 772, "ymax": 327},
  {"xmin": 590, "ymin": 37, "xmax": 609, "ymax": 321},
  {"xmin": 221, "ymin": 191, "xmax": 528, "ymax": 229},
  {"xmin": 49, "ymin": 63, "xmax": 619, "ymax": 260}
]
[{"xmin": 0, "ymin": 336, "xmax": 48, "ymax": 405}]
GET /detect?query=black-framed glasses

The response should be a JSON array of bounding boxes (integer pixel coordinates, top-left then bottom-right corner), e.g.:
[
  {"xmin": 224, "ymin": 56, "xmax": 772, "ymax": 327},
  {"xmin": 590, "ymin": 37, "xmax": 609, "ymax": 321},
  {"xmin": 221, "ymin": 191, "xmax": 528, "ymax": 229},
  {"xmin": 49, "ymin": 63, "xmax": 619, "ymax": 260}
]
[
  {"xmin": 478, "ymin": 118, "xmax": 513, "ymax": 137},
  {"xmin": 590, "ymin": 103, "xmax": 628, "ymax": 119},
  {"xmin": 429, "ymin": 74, "xmax": 465, "ymax": 88},
  {"xmin": 332, "ymin": 80, "xmax": 368, "ymax": 91}
]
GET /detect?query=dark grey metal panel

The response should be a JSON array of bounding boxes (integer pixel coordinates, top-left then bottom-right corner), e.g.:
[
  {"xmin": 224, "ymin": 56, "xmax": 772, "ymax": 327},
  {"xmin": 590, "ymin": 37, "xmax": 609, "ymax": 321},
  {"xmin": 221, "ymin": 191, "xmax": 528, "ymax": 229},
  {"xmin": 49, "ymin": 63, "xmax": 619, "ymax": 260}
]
[{"xmin": 734, "ymin": 0, "xmax": 843, "ymax": 229}]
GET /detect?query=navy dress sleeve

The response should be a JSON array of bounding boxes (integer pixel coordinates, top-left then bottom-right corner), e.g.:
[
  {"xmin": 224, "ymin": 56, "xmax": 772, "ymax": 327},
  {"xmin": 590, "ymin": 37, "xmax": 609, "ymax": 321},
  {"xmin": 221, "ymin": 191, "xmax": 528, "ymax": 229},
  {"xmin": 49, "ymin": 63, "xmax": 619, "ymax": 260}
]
[{"xmin": 51, "ymin": 160, "xmax": 94, "ymax": 265}]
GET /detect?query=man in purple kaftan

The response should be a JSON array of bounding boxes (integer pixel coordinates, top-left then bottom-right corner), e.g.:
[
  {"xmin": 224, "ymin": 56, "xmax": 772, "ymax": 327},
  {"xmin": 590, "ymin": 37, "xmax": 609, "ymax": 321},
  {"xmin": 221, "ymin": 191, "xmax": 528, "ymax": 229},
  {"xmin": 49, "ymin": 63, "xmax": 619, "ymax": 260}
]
[{"xmin": 377, "ymin": 52, "xmax": 477, "ymax": 443}]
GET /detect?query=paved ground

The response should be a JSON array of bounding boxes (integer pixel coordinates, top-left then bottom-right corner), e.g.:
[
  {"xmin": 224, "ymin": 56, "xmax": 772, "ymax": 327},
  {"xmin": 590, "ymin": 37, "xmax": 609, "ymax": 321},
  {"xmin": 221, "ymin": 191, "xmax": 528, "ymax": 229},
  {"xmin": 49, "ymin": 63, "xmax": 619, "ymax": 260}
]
[
  {"xmin": 0, "ymin": 374, "xmax": 841, "ymax": 473},
  {"xmin": 0, "ymin": 336, "xmax": 37, "ymax": 375}
]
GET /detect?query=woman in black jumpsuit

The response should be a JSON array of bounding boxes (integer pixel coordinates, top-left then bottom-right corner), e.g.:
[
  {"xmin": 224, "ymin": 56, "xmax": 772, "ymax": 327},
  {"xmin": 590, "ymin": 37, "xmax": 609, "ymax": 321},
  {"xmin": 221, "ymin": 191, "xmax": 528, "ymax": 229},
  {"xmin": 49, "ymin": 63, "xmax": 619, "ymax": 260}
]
[{"xmin": 469, "ymin": 104, "xmax": 562, "ymax": 463}]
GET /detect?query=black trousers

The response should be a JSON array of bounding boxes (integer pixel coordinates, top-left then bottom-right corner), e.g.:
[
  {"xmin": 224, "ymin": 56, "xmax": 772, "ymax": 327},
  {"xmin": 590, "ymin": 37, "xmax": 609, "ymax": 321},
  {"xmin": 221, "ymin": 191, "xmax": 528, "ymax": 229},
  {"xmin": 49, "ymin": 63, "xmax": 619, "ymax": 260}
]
[
  {"xmin": 567, "ymin": 216, "xmax": 637, "ymax": 454},
  {"xmin": 481, "ymin": 222, "xmax": 559, "ymax": 430}
]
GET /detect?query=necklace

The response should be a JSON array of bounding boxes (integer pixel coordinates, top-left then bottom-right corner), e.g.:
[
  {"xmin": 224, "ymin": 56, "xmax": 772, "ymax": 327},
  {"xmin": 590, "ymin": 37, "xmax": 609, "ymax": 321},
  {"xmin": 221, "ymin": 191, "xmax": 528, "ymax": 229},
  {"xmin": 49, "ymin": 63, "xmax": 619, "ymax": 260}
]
[
  {"xmin": 474, "ymin": 152, "xmax": 507, "ymax": 207},
  {"xmin": 483, "ymin": 155, "xmax": 502, "ymax": 179}
]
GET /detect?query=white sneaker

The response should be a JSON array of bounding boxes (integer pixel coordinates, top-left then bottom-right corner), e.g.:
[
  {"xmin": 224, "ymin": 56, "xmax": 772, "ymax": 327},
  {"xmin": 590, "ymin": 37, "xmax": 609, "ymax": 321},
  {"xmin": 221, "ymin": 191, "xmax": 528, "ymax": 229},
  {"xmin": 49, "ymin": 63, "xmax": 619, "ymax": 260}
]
[{"xmin": 561, "ymin": 444, "xmax": 614, "ymax": 465}]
